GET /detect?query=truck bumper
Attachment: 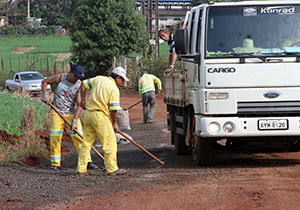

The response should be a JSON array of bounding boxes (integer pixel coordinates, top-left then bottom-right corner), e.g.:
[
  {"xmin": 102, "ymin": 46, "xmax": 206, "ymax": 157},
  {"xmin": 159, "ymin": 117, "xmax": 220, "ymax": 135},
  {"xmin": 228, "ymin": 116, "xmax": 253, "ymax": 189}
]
[{"xmin": 196, "ymin": 116, "xmax": 300, "ymax": 138}]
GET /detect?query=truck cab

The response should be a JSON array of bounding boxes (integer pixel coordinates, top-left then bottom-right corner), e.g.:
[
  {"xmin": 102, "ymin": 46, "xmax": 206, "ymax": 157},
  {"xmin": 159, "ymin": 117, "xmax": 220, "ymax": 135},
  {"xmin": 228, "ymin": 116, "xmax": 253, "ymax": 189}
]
[{"xmin": 164, "ymin": 1, "xmax": 300, "ymax": 165}]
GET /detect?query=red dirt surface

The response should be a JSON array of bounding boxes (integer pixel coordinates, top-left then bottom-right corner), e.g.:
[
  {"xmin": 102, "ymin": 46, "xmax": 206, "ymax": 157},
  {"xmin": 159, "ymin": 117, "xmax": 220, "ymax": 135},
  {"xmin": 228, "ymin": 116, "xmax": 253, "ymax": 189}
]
[
  {"xmin": 3, "ymin": 94, "xmax": 300, "ymax": 210},
  {"xmin": 0, "ymin": 130, "xmax": 21, "ymax": 146}
]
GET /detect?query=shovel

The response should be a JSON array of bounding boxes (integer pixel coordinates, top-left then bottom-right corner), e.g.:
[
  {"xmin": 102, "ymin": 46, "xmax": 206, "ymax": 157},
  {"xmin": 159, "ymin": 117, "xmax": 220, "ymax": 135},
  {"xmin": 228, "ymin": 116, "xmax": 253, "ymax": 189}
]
[
  {"xmin": 117, "ymin": 130, "xmax": 165, "ymax": 165},
  {"xmin": 48, "ymin": 102, "xmax": 104, "ymax": 161}
]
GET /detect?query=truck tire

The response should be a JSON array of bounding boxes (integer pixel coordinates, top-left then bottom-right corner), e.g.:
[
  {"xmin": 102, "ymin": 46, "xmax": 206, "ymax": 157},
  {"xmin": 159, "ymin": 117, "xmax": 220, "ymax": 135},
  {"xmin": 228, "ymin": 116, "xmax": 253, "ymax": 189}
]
[
  {"xmin": 191, "ymin": 132, "xmax": 212, "ymax": 166},
  {"xmin": 175, "ymin": 133, "xmax": 189, "ymax": 155}
]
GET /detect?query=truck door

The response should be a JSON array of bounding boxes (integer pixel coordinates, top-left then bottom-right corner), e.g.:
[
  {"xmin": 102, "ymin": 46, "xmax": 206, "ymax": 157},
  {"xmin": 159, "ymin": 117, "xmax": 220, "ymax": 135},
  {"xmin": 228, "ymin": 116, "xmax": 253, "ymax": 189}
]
[{"xmin": 185, "ymin": 9, "xmax": 202, "ymax": 90}]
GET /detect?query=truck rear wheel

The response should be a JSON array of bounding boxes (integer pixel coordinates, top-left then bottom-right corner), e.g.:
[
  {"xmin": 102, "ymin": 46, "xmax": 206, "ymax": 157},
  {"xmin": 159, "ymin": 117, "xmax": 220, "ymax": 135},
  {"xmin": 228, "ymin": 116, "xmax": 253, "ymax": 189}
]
[
  {"xmin": 191, "ymin": 132, "xmax": 212, "ymax": 166},
  {"xmin": 175, "ymin": 133, "xmax": 189, "ymax": 155}
]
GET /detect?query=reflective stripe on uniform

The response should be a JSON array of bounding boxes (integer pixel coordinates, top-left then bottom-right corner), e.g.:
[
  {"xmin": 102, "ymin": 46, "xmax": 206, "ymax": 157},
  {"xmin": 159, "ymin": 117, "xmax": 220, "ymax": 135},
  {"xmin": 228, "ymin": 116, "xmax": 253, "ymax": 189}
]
[
  {"xmin": 50, "ymin": 129, "xmax": 63, "ymax": 136},
  {"xmin": 140, "ymin": 85, "xmax": 155, "ymax": 94},
  {"xmin": 84, "ymin": 79, "xmax": 93, "ymax": 90},
  {"xmin": 109, "ymin": 101, "xmax": 120, "ymax": 109},
  {"xmin": 70, "ymin": 128, "xmax": 83, "ymax": 136},
  {"xmin": 51, "ymin": 155, "xmax": 61, "ymax": 162}
]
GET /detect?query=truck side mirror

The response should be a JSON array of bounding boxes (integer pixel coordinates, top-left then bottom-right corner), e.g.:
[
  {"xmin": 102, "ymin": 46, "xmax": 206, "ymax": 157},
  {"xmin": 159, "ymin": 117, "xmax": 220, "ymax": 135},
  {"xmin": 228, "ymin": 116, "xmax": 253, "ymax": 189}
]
[{"xmin": 175, "ymin": 29, "xmax": 188, "ymax": 55}]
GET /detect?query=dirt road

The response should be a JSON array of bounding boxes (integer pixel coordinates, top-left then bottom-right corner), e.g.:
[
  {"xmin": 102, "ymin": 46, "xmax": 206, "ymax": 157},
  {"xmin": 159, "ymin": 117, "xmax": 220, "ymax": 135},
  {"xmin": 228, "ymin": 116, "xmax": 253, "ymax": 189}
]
[{"xmin": 2, "ymin": 94, "xmax": 300, "ymax": 209}]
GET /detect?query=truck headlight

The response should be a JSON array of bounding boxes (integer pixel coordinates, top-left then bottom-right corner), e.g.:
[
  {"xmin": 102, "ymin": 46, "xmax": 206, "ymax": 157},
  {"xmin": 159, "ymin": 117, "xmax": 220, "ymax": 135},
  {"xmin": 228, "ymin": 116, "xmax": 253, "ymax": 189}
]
[
  {"xmin": 209, "ymin": 93, "xmax": 228, "ymax": 100},
  {"xmin": 223, "ymin": 122, "xmax": 235, "ymax": 134},
  {"xmin": 208, "ymin": 122, "xmax": 220, "ymax": 134}
]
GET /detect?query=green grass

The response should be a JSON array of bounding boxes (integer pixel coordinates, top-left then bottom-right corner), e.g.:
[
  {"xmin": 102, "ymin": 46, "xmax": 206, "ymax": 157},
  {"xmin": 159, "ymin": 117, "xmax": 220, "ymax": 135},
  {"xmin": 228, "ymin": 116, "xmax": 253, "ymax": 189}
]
[
  {"xmin": 0, "ymin": 91, "xmax": 49, "ymax": 136},
  {"xmin": 0, "ymin": 36, "xmax": 72, "ymax": 89},
  {"xmin": 159, "ymin": 41, "xmax": 170, "ymax": 56}
]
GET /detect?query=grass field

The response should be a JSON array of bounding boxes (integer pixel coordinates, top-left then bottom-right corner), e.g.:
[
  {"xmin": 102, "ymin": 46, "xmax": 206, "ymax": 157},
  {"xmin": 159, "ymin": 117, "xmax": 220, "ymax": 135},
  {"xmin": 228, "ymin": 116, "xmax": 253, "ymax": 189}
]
[
  {"xmin": 0, "ymin": 92, "xmax": 49, "ymax": 136},
  {"xmin": 0, "ymin": 36, "xmax": 170, "ymax": 89}
]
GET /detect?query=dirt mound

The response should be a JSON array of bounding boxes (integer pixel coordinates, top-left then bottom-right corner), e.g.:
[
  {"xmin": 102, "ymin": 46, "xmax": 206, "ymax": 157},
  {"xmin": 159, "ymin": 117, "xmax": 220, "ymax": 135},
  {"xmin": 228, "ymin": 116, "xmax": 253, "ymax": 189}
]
[
  {"xmin": 0, "ymin": 129, "xmax": 74, "ymax": 166},
  {"xmin": 35, "ymin": 128, "xmax": 74, "ymax": 145},
  {"xmin": 0, "ymin": 130, "xmax": 21, "ymax": 146}
]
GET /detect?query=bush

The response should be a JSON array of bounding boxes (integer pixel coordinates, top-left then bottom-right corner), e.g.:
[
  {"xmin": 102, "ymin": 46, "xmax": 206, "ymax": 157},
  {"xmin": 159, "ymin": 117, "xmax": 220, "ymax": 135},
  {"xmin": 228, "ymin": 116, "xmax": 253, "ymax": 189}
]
[{"xmin": 0, "ymin": 25, "xmax": 60, "ymax": 37}]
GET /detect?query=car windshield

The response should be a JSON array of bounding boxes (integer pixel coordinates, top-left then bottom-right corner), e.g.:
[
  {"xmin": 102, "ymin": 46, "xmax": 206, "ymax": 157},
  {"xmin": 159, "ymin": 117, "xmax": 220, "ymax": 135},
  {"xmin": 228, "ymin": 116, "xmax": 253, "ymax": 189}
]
[
  {"xmin": 206, "ymin": 4, "xmax": 300, "ymax": 58},
  {"xmin": 20, "ymin": 73, "xmax": 44, "ymax": 81}
]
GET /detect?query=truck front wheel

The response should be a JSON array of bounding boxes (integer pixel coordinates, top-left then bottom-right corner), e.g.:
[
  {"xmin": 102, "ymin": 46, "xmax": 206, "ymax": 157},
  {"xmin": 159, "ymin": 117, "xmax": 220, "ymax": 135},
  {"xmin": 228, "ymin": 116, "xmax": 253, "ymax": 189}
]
[{"xmin": 191, "ymin": 132, "xmax": 212, "ymax": 166}]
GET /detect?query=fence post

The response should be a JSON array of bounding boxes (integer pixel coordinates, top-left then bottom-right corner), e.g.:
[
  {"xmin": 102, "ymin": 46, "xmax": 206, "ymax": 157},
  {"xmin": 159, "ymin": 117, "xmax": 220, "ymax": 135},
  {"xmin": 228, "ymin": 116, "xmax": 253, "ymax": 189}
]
[
  {"xmin": 26, "ymin": 56, "xmax": 29, "ymax": 70},
  {"xmin": 54, "ymin": 61, "xmax": 57, "ymax": 74},
  {"xmin": 47, "ymin": 58, "xmax": 50, "ymax": 72},
  {"xmin": 1, "ymin": 58, "xmax": 3, "ymax": 71}
]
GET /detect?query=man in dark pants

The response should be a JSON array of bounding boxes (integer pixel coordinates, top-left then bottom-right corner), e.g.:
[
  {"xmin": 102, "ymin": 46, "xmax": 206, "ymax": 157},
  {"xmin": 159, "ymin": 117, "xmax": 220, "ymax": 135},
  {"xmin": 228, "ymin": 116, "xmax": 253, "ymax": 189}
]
[{"xmin": 138, "ymin": 71, "xmax": 162, "ymax": 124}]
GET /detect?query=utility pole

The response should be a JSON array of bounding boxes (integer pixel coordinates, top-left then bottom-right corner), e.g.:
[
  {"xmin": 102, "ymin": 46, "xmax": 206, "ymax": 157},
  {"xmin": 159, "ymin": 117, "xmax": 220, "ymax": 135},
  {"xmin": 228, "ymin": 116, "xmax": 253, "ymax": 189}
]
[
  {"xmin": 147, "ymin": 0, "xmax": 152, "ymax": 40},
  {"xmin": 155, "ymin": 0, "xmax": 159, "ymax": 58},
  {"xmin": 141, "ymin": 0, "xmax": 145, "ymax": 17},
  {"xmin": 28, "ymin": 0, "xmax": 30, "ymax": 18}
]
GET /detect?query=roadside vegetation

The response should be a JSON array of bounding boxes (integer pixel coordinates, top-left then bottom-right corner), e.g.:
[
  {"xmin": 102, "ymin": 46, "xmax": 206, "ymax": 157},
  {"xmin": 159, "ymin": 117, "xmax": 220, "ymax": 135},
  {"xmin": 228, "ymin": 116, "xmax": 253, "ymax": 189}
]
[{"xmin": 0, "ymin": 91, "xmax": 50, "ymax": 162}]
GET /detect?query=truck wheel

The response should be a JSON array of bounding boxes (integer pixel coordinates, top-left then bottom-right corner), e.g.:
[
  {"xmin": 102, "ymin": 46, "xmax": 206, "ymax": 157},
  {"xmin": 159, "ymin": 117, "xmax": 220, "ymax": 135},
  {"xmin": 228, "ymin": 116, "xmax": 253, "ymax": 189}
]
[
  {"xmin": 175, "ymin": 133, "xmax": 189, "ymax": 155},
  {"xmin": 191, "ymin": 132, "xmax": 212, "ymax": 166}
]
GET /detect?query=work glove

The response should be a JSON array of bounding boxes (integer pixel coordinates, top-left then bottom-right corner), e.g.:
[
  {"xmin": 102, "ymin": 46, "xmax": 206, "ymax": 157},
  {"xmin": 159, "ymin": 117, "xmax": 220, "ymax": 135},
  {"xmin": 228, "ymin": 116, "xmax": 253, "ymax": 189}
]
[
  {"xmin": 41, "ymin": 91, "xmax": 50, "ymax": 105},
  {"xmin": 71, "ymin": 118, "xmax": 78, "ymax": 131}
]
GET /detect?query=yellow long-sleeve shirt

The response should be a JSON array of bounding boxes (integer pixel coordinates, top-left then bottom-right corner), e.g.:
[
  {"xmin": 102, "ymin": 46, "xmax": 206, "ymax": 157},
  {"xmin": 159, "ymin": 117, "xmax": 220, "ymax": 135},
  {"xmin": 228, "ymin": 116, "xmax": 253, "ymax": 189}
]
[
  {"xmin": 138, "ymin": 73, "xmax": 162, "ymax": 95},
  {"xmin": 83, "ymin": 76, "xmax": 121, "ymax": 116}
]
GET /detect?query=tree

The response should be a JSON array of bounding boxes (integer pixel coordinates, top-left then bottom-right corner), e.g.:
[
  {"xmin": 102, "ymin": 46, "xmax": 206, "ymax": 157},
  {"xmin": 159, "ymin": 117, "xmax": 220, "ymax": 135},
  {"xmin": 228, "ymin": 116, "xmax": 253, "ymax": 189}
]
[
  {"xmin": 0, "ymin": 0, "xmax": 22, "ymax": 25},
  {"xmin": 69, "ymin": 0, "xmax": 148, "ymax": 77},
  {"xmin": 30, "ymin": 0, "xmax": 77, "ymax": 28}
]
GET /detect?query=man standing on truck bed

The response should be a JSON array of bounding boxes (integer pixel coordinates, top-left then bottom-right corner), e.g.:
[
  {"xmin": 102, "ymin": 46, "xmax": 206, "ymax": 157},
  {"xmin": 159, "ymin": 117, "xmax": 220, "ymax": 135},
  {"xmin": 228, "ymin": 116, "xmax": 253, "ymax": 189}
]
[
  {"xmin": 77, "ymin": 67, "xmax": 129, "ymax": 176},
  {"xmin": 138, "ymin": 71, "xmax": 162, "ymax": 124},
  {"xmin": 41, "ymin": 64, "xmax": 98, "ymax": 171},
  {"xmin": 159, "ymin": 28, "xmax": 177, "ymax": 73}
]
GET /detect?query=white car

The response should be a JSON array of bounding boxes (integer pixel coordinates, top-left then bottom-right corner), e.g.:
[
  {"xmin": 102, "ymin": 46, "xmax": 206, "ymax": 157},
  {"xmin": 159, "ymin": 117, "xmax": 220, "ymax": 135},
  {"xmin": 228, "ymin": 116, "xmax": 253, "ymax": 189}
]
[{"xmin": 5, "ymin": 71, "xmax": 51, "ymax": 95}]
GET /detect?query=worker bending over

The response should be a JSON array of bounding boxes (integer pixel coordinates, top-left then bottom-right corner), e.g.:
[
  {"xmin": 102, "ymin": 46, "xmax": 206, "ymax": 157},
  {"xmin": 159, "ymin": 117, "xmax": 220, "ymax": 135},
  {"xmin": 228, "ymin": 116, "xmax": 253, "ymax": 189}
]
[
  {"xmin": 77, "ymin": 67, "xmax": 128, "ymax": 176},
  {"xmin": 138, "ymin": 71, "xmax": 162, "ymax": 124},
  {"xmin": 41, "ymin": 64, "xmax": 98, "ymax": 170}
]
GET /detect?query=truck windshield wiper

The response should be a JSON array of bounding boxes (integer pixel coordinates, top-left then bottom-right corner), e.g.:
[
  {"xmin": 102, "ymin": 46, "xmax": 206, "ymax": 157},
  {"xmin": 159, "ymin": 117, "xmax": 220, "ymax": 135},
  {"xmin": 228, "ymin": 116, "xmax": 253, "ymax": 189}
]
[
  {"xmin": 233, "ymin": 52, "xmax": 283, "ymax": 63},
  {"xmin": 233, "ymin": 52, "xmax": 266, "ymax": 62}
]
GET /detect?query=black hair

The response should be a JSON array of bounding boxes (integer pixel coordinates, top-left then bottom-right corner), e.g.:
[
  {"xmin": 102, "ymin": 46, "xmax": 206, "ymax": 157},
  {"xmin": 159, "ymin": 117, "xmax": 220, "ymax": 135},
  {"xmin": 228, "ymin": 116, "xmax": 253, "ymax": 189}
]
[
  {"xmin": 111, "ymin": 72, "xmax": 119, "ymax": 79},
  {"xmin": 159, "ymin": 28, "xmax": 168, "ymax": 35}
]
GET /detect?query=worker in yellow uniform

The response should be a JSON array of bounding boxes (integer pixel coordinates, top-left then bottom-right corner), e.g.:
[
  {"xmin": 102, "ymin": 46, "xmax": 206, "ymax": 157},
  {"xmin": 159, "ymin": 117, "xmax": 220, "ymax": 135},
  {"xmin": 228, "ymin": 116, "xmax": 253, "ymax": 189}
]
[
  {"xmin": 41, "ymin": 64, "xmax": 98, "ymax": 170},
  {"xmin": 138, "ymin": 71, "xmax": 162, "ymax": 124},
  {"xmin": 77, "ymin": 67, "xmax": 129, "ymax": 176}
]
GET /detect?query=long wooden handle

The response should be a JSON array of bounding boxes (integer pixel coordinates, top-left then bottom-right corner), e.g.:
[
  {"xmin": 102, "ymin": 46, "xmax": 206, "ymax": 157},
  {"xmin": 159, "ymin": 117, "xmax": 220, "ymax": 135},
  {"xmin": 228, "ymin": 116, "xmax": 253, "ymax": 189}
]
[
  {"xmin": 125, "ymin": 100, "xmax": 142, "ymax": 111},
  {"xmin": 125, "ymin": 92, "xmax": 161, "ymax": 111},
  {"xmin": 48, "ymin": 102, "xmax": 104, "ymax": 161},
  {"xmin": 117, "ymin": 130, "xmax": 165, "ymax": 165}
]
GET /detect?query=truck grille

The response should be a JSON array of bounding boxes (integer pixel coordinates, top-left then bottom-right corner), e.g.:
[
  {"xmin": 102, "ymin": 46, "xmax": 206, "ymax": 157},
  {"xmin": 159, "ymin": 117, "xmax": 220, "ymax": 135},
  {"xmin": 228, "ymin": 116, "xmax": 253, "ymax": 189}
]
[{"xmin": 237, "ymin": 101, "xmax": 300, "ymax": 116}]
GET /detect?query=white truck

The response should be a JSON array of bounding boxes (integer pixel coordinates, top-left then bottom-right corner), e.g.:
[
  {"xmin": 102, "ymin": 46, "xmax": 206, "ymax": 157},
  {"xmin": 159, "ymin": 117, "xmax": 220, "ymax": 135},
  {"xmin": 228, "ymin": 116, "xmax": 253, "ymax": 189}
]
[
  {"xmin": 5, "ymin": 71, "xmax": 51, "ymax": 95},
  {"xmin": 164, "ymin": 1, "xmax": 300, "ymax": 165}
]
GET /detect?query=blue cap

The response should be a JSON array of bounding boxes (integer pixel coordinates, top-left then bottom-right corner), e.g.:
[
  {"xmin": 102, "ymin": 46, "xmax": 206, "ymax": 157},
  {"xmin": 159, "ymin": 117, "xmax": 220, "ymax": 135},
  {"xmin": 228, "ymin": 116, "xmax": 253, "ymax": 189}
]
[
  {"xmin": 71, "ymin": 64, "xmax": 85, "ymax": 78},
  {"xmin": 141, "ymin": 71, "xmax": 147, "ymax": 75}
]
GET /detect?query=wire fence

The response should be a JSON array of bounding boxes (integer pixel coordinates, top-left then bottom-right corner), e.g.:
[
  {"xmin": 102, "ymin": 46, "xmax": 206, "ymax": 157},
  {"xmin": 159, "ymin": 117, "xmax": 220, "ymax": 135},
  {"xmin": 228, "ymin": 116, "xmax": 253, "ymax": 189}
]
[{"xmin": 0, "ymin": 56, "xmax": 70, "ymax": 74}]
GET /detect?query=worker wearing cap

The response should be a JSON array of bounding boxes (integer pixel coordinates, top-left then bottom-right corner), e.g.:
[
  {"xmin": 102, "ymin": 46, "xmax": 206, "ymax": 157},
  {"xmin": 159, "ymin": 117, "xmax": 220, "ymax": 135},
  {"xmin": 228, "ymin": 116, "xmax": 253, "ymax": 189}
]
[
  {"xmin": 41, "ymin": 64, "xmax": 98, "ymax": 170},
  {"xmin": 159, "ymin": 28, "xmax": 177, "ymax": 73},
  {"xmin": 138, "ymin": 71, "xmax": 162, "ymax": 124},
  {"xmin": 77, "ymin": 67, "xmax": 129, "ymax": 176}
]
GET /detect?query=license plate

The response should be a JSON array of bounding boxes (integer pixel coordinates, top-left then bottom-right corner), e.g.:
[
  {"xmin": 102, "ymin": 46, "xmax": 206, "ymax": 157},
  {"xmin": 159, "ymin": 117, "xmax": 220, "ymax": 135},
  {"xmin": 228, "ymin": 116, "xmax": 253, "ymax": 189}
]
[{"xmin": 258, "ymin": 119, "xmax": 288, "ymax": 130}]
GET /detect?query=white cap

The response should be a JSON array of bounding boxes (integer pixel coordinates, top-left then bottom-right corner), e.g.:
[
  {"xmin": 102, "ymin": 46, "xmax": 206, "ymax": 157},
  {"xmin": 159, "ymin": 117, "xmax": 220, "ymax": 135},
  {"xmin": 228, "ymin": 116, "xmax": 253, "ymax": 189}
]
[{"xmin": 112, "ymin": 67, "xmax": 129, "ymax": 81}]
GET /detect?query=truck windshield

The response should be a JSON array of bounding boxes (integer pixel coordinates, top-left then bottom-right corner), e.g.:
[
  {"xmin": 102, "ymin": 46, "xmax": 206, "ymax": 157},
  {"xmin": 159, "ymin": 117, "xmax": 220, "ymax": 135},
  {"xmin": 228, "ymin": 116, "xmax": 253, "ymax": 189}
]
[{"xmin": 206, "ymin": 4, "xmax": 300, "ymax": 58}]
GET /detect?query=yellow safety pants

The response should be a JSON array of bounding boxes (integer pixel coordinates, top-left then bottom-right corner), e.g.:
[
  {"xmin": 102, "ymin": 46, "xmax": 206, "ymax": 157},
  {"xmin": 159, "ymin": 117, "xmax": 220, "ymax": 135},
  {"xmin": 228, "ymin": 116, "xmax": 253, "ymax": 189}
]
[
  {"xmin": 77, "ymin": 110, "xmax": 118, "ymax": 174},
  {"xmin": 50, "ymin": 110, "xmax": 92, "ymax": 167}
]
